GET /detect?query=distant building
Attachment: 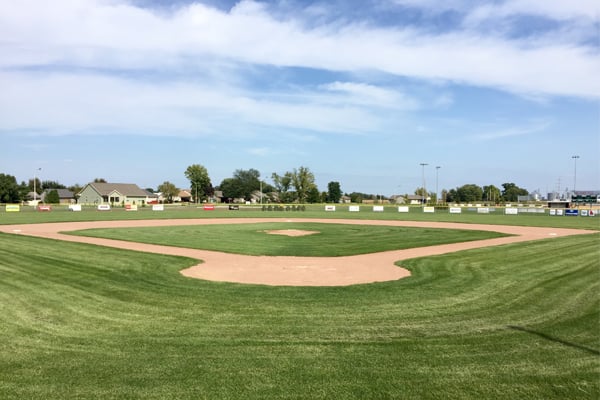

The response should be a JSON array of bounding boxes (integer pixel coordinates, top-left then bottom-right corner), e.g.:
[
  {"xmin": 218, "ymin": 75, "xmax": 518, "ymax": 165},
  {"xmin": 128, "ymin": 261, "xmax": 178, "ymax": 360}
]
[
  {"xmin": 41, "ymin": 189, "xmax": 75, "ymax": 205},
  {"xmin": 78, "ymin": 182, "xmax": 155, "ymax": 205}
]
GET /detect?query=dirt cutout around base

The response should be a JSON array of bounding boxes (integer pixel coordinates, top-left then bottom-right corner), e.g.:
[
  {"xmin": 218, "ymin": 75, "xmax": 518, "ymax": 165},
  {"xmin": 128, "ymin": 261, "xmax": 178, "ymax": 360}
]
[{"xmin": 0, "ymin": 218, "xmax": 596, "ymax": 286}]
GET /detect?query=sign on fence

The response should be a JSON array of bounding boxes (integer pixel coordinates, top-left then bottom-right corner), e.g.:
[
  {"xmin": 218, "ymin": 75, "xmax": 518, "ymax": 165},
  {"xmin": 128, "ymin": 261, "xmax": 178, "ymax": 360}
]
[
  {"xmin": 125, "ymin": 204, "xmax": 138, "ymax": 211},
  {"xmin": 505, "ymin": 208, "xmax": 518, "ymax": 215},
  {"xmin": 38, "ymin": 205, "xmax": 52, "ymax": 212},
  {"xmin": 565, "ymin": 209, "xmax": 578, "ymax": 216},
  {"xmin": 325, "ymin": 205, "xmax": 336, "ymax": 211},
  {"xmin": 449, "ymin": 207, "xmax": 462, "ymax": 214},
  {"xmin": 373, "ymin": 205, "xmax": 384, "ymax": 212},
  {"xmin": 349, "ymin": 205, "xmax": 360, "ymax": 212},
  {"xmin": 423, "ymin": 206, "xmax": 435, "ymax": 213},
  {"xmin": 398, "ymin": 206, "xmax": 409, "ymax": 213},
  {"xmin": 152, "ymin": 204, "xmax": 164, "ymax": 211},
  {"xmin": 68, "ymin": 204, "xmax": 82, "ymax": 211},
  {"xmin": 5, "ymin": 204, "xmax": 20, "ymax": 212},
  {"xmin": 97, "ymin": 204, "xmax": 111, "ymax": 211},
  {"xmin": 203, "ymin": 204, "xmax": 215, "ymax": 211}
]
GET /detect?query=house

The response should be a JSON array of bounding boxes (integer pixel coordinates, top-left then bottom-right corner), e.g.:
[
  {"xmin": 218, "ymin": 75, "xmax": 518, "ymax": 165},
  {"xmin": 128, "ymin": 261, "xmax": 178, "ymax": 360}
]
[
  {"xmin": 77, "ymin": 182, "xmax": 154, "ymax": 206},
  {"xmin": 178, "ymin": 190, "xmax": 192, "ymax": 203},
  {"xmin": 389, "ymin": 195, "xmax": 406, "ymax": 204},
  {"xmin": 407, "ymin": 194, "xmax": 429, "ymax": 205},
  {"xmin": 41, "ymin": 189, "xmax": 75, "ymax": 205}
]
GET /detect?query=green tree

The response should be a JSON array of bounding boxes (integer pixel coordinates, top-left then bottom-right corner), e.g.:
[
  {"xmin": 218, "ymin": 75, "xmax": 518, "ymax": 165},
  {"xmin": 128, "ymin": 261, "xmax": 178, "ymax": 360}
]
[
  {"xmin": 218, "ymin": 178, "xmax": 241, "ymax": 201},
  {"xmin": 157, "ymin": 181, "xmax": 179, "ymax": 204},
  {"xmin": 290, "ymin": 166, "xmax": 316, "ymax": 203},
  {"xmin": 93, "ymin": 178, "xmax": 107, "ymax": 183},
  {"xmin": 482, "ymin": 185, "xmax": 501, "ymax": 203},
  {"xmin": 218, "ymin": 169, "xmax": 263, "ymax": 201},
  {"xmin": 349, "ymin": 192, "xmax": 364, "ymax": 203},
  {"xmin": 501, "ymin": 183, "xmax": 528, "ymax": 202},
  {"xmin": 233, "ymin": 169, "xmax": 260, "ymax": 200},
  {"xmin": 185, "ymin": 164, "xmax": 212, "ymax": 203},
  {"xmin": 0, "ymin": 173, "xmax": 22, "ymax": 203},
  {"xmin": 271, "ymin": 172, "xmax": 294, "ymax": 203},
  {"xmin": 327, "ymin": 181, "xmax": 342, "ymax": 203},
  {"xmin": 306, "ymin": 186, "xmax": 321, "ymax": 203},
  {"xmin": 45, "ymin": 189, "xmax": 60, "ymax": 204},
  {"xmin": 28, "ymin": 178, "xmax": 42, "ymax": 195},
  {"xmin": 42, "ymin": 180, "xmax": 66, "ymax": 189},
  {"xmin": 455, "ymin": 184, "xmax": 483, "ymax": 202}
]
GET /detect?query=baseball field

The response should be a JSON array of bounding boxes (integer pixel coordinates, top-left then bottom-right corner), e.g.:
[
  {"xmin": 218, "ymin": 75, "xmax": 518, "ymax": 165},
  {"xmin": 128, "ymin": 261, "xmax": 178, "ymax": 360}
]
[{"xmin": 0, "ymin": 206, "xmax": 598, "ymax": 399}]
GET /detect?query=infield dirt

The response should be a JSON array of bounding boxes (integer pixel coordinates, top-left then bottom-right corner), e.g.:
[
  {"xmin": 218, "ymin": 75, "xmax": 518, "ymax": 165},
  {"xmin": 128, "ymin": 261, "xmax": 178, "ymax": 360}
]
[{"xmin": 1, "ymin": 218, "xmax": 595, "ymax": 286}]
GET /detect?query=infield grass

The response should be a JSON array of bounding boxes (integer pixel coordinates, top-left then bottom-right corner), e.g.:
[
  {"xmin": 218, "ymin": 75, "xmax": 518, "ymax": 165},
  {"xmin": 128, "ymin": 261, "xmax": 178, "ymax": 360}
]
[
  {"xmin": 68, "ymin": 222, "xmax": 509, "ymax": 256},
  {"xmin": 0, "ymin": 232, "xmax": 598, "ymax": 399}
]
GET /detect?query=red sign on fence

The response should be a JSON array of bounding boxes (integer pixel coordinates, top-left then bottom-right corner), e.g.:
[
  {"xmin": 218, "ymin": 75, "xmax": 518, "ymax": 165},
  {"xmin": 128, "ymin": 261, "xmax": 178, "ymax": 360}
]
[
  {"xmin": 37, "ymin": 205, "xmax": 52, "ymax": 212},
  {"xmin": 203, "ymin": 204, "xmax": 215, "ymax": 211}
]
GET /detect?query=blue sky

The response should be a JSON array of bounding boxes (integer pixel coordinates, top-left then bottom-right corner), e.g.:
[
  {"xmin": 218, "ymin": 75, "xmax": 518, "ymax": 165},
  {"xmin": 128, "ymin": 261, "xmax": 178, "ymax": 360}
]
[{"xmin": 1, "ymin": 0, "xmax": 598, "ymax": 196}]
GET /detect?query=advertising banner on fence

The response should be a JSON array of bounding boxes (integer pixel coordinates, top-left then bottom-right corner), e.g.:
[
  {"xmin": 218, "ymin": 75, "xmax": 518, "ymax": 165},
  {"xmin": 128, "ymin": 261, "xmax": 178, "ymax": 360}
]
[
  {"xmin": 325, "ymin": 205, "xmax": 336, "ymax": 211},
  {"xmin": 203, "ymin": 204, "xmax": 215, "ymax": 211},
  {"xmin": 449, "ymin": 207, "xmax": 462, "ymax": 214},
  {"xmin": 505, "ymin": 208, "xmax": 518, "ymax": 215},
  {"xmin": 398, "ymin": 206, "xmax": 409, "ymax": 213},
  {"xmin": 565, "ymin": 209, "xmax": 578, "ymax": 216},
  {"xmin": 5, "ymin": 204, "xmax": 20, "ymax": 212},
  {"xmin": 423, "ymin": 206, "xmax": 435, "ymax": 213},
  {"xmin": 38, "ymin": 205, "xmax": 52, "ymax": 212},
  {"xmin": 477, "ymin": 207, "xmax": 490, "ymax": 214},
  {"xmin": 349, "ymin": 205, "xmax": 360, "ymax": 212},
  {"xmin": 152, "ymin": 204, "xmax": 164, "ymax": 211},
  {"xmin": 68, "ymin": 204, "xmax": 82, "ymax": 211},
  {"xmin": 125, "ymin": 204, "xmax": 138, "ymax": 211},
  {"xmin": 373, "ymin": 206, "xmax": 384, "ymax": 212},
  {"xmin": 97, "ymin": 204, "xmax": 111, "ymax": 211}
]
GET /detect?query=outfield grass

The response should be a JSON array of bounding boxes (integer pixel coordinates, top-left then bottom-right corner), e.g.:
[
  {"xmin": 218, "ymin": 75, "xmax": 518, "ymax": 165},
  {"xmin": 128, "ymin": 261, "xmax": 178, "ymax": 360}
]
[
  {"xmin": 1, "ymin": 204, "xmax": 599, "ymax": 230},
  {"xmin": 68, "ymin": 222, "xmax": 509, "ymax": 256},
  {"xmin": 0, "ymin": 232, "xmax": 598, "ymax": 399}
]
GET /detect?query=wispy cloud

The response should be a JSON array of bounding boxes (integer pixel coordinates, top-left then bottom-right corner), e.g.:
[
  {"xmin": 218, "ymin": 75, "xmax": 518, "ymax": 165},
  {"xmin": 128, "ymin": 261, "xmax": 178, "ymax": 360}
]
[{"xmin": 472, "ymin": 120, "xmax": 552, "ymax": 141}]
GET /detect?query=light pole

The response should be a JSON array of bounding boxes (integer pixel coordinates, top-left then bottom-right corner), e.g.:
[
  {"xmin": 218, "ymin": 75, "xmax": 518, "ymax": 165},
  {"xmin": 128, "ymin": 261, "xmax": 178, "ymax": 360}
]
[
  {"xmin": 420, "ymin": 163, "xmax": 428, "ymax": 206},
  {"xmin": 572, "ymin": 155, "xmax": 579, "ymax": 196},
  {"xmin": 435, "ymin": 166, "xmax": 441, "ymax": 204}
]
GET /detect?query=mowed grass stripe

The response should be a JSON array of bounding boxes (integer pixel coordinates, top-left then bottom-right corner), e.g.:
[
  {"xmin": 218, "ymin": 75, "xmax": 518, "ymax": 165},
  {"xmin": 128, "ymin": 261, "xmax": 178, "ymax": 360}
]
[
  {"xmin": 0, "ymin": 232, "xmax": 598, "ymax": 399},
  {"xmin": 67, "ymin": 222, "xmax": 509, "ymax": 256}
]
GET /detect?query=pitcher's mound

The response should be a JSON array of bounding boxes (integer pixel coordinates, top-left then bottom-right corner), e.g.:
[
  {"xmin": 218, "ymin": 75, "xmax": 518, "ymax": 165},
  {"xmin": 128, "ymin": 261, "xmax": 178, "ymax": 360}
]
[{"xmin": 264, "ymin": 229, "xmax": 320, "ymax": 237}]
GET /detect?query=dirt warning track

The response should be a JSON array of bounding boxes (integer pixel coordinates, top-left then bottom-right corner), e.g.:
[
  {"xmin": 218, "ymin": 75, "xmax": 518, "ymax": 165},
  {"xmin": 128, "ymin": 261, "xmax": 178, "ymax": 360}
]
[{"xmin": 1, "ymin": 218, "xmax": 595, "ymax": 286}]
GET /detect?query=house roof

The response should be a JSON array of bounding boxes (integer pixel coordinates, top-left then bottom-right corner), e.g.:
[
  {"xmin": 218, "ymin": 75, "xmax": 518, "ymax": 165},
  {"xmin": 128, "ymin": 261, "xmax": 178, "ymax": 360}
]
[
  {"xmin": 83, "ymin": 183, "xmax": 149, "ymax": 197},
  {"xmin": 43, "ymin": 189, "xmax": 74, "ymax": 199}
]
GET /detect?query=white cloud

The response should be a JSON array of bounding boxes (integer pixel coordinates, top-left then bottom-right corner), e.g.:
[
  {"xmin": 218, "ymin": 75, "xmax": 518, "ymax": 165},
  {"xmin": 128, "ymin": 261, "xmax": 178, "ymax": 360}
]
[{"xmin": 0, "ymin": 0, "xmax": 598, "ymax": 100}]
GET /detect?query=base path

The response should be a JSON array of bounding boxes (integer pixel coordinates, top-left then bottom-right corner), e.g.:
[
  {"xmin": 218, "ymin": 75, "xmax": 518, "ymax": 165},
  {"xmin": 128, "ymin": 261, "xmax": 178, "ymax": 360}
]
[{"xmin": 1, "ymin": 218, "xmax": 596, "ymax": 286}]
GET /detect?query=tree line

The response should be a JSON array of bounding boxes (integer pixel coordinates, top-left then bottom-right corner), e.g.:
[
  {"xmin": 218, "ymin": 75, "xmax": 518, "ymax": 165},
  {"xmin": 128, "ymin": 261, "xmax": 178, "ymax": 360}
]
[{"xmin": 0, "ymin": 166, "xmax": 529, "ymax": 205}]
